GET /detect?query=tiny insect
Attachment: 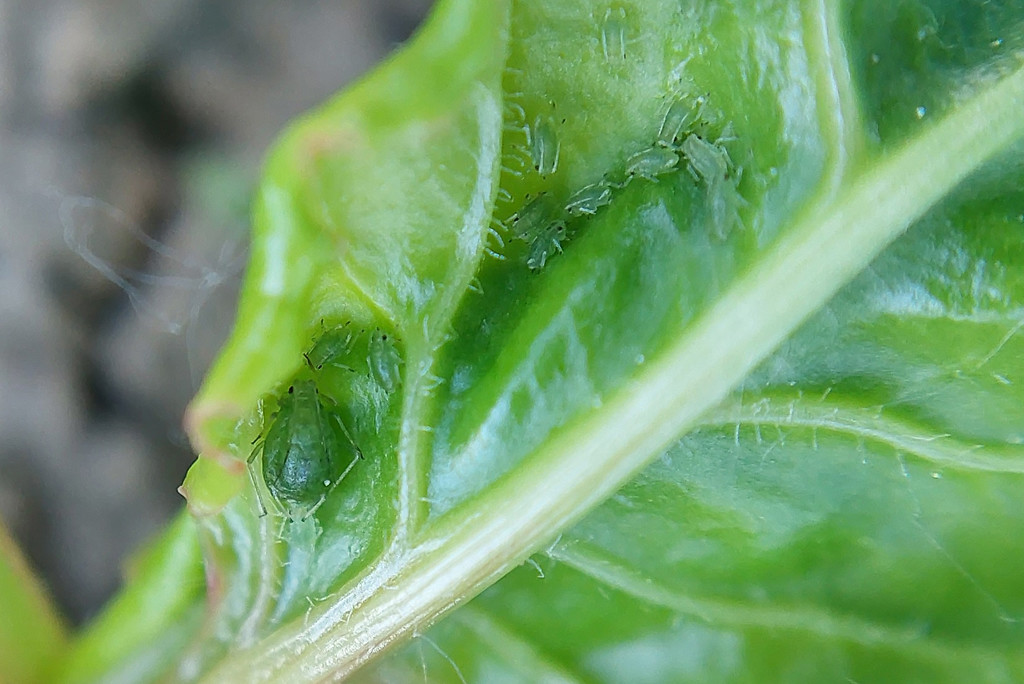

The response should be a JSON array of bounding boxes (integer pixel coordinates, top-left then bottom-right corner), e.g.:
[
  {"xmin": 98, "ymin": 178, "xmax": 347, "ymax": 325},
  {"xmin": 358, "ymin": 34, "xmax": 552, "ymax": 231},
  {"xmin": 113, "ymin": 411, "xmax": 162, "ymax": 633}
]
[
  {"xmin": 248, "ymin": 380, "xmax": 363, "ymax": 521},
  {"xmin": 601, "ymin": 7, "xmax": 628, "ymax": 61},
  {"xmin": 681, "ymin": 133, "xmax": 732, "ymax": 184},
  {"xmin": 509, "ymin": 193, "xmax": 561, "ymax": 241},
  {"xmin": 530, "ymin": 114, "xmax": 560, "ymax": 177},
  {"xmin": 304, "ymin": 322, "xmax": 354, "ymax": 371},
  {"xmin": 657, "ymin": 95, "xmax": 703, "ymax": 147},
  {"xmin": 526, "ymin": 221, "xmax": 567, "ymax": 270},
  {"xmin": 565, "ymin": 182, "xmax": 613, "ymax": 216},
  {"xmin": 680, "ymin": 133, "xmax": 745, "ymax": 238},
  {"xmin": 367, "ymin": 328, "xmax": 403, "ymax": 394},
  {"xmin": 625, "ymin": 146, "xmax": 680, "ymax": 182}
]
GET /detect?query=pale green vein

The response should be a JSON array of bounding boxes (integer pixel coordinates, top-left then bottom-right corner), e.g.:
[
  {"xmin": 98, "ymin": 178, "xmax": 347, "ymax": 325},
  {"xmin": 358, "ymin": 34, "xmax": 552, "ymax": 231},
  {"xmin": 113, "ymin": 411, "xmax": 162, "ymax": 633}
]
[
  {"xmin": 802, "ymin": 0, "xmax": 863, "ymax": 196},
  {"xmin": 700, "ymin": 393, "xmax": 1024, "ymax": 473},
  {"xmin": 397, "ymin": 86, "xmax": 503, "ymax": 541},
  {"xmin": 549, "ymin": 543, "xmax": 1021, "ymax": 664}
]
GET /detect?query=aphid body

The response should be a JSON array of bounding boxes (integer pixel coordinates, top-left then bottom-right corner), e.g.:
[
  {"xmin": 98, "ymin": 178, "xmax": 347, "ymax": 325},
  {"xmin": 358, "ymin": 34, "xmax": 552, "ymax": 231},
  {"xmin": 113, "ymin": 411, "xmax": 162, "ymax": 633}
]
[
  {"xmin": 304, "ymin": 323, "xmax": 354, "ymax": 371},
  {"xmin": 530, "ymin": 115, "xmax": 560, "ymax": 176},
  {"xmin": 526, "ymin": 221, "xmax": 567, "ymax": 271},
  {"xmin": 680, "ymin": 134, "xmax": 745, "ymax": 238},
  {"xmin": 657, "ymin": 96, "xmax": 701, "ymax": 147},
  {"xmin": 681, "ymin": 133, "xmax": 732, "ymax": 182},
  {"xmin": 601, "ymin": 7, "xmax": 628, "ymax": 61},
  {"xmin": 249, "ymin": 380, "xmax": 363, "ymax": 520},
  {"xmin": 368, "ymin": 329, "xmax": 403, "ymax": 394},
  {"xmin": 565, "ymin": 182, "xmax": 613, "ymax": 216},
  {"xmin": 509, "ymin": 193, "xmax": 560, "ymax": 241},
  {"xmin": 625, "ymin": 146, "xmax": 680, "ymax": 182}
]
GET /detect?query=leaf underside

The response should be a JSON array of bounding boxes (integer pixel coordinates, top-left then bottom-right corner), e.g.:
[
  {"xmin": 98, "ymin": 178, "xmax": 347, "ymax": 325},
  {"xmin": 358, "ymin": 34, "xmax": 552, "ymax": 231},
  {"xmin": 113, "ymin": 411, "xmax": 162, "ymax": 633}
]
[{"xmin": 60, "ymin": 0, "xmax": 1024, "ymax": 682}]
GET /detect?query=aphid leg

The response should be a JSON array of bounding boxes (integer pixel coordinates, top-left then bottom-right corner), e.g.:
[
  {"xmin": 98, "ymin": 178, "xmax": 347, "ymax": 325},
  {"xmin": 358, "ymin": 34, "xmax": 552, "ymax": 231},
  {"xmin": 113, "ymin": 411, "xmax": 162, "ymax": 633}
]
[
  {"xmin": 246, "ymin": 446, "xmax": 269, "ymax": 518},
  {"xmin": 336, "ymin": 453, "xmax": 362, "ymax": 486},
  {"xmin": 300, "ymin": 493, "xmax": 328, "ymax": 522},
  {"xmin": 500, "ymin": 164, "xmax": 524, "ymax": 178},
  {"xmin": 504, "ymin": 101, "xmax": 526, "ymax": 121},
  {"xmin": 487, "ymin": 225, "xmax": 506, "ymax": 247},
  {"xmin": 504, "ymin": 149, "xmax": 530, "ymax": 169},
  {"xmin": 332, "ymin": 413, "xmax": 364, "ymax": 460}
]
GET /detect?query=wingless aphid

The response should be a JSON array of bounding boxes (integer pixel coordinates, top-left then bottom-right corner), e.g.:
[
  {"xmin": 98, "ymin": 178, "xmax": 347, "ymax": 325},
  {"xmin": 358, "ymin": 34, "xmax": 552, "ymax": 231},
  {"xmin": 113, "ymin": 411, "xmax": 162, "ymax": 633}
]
[
  {"xmin": 368, "ymin": 328, "xmax": 403, "ymax": 394},
  {"xmin": 680, "ymin": 133, "xmax": 745, "ymax": 238},
  {"xmin": 601, "ymin": 7, "xmax": 628, "ymax": 61},
  {"xmin": 657, "ymin": 95, "xmax": 702, "ymax": 147},
  {"xmin": 530, "ymin": 114, "xmax": 560, "ymax": 177},
  {"xmin": 509, "ymin": 193, "xmax": 561, "ymax": 241},
  {"xmin": 681, "ymin": 132, "xmax": 733, "ymax": 182},
  {"xmin": 625, "ymin": 146, "xmax": 680, "ymax": 182},
  {"xmin": 304, "ymin": 322, "xmax": 354, "ymax": 371},
  {"xmin": 526, "ymin": 221, "xmax": 568, "ymax": 270},
  {"xmin": 565, "ymin": 182, "xmax": 613, "ymax": 216},
  {"xmin": 248, "ymin": 380, "xmax": 363, "ymax": 520}
]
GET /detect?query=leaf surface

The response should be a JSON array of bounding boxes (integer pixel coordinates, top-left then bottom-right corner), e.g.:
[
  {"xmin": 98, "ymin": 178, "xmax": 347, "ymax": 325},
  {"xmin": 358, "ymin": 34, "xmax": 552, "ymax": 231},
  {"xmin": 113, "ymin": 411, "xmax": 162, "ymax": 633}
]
[{"xmin": 63, "ymin": 0, "xmax": 1024, "ymax": 682}]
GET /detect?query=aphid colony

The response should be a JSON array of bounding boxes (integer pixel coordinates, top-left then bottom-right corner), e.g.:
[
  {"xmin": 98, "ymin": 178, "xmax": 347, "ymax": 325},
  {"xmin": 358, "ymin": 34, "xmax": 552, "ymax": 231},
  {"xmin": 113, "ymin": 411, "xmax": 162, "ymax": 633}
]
[
  {"xmin": 247, "ymin": 324, "xmax": 403, "ymax": 521},
  {"xmin": 499, "ymin": 93, "xmax": 743, "ymax": 271}
]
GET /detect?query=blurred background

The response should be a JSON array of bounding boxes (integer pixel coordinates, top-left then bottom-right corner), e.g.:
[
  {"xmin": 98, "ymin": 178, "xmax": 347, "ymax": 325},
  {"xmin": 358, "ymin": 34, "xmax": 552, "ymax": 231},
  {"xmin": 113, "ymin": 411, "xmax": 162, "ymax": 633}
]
[{"xmin": 0, "ymin": 0, "xmax": 432, "ymax": 625}]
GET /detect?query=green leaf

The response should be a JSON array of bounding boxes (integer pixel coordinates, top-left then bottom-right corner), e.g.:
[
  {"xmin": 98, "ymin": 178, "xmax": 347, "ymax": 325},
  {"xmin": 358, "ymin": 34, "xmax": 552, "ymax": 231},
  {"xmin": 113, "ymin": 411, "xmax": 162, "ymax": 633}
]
[
  {"xmin": 0, "ymin": 519, "xmax": 67, "ymax": 684},
  {"xmin": 67, "ymin": 0, "xmax": 1024, "ymax": 681},
  {"xmin": 56, "ymin": 513, "xmax": 204, "ymax": 684}
]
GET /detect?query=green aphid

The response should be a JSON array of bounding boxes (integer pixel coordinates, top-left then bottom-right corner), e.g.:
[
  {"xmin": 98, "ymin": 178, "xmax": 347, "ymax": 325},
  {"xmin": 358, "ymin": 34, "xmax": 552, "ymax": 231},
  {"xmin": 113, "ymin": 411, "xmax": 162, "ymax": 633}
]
[
  {"xmin": 304, "ymin": 322, "xmax": 354, "ymax": 371},
  {"xmin": 530, "ymin": 115, "xmax": 560, "ymax": 177},
  {"xmin": 680, "ymin": 133, "xmax": 745, "ymax": 238},
  {"xmin": 680, "ymin": 133, "xmax": 732, "ymax": 182},
  {"xmin": 565, "ymin": 182, "xmax": 613, "ymax": 216},
  {"xmin": 657, "ymin": 95, "xmax": 702, "ymax": 147},
  {"xmin": 526, "ymin": 221, "xmax": 567, "ymax": 271},
  {"xmin": 248, "ymin": 380, "xmax": 363, "ymax": 521},
  {"xmin": 368, "ymin": 328, "xmax": 403, "ymax": 394},
  {"xmin": 509, "ymin": 193, "xmax": 560, "ymax": 241},
  {"xmin": 601, "ymin": 7, "xmax": 628, "ymax": 61},
  {"xmin": 625, "ymin": 146, "xmax": 680, "ymax": 182}
]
